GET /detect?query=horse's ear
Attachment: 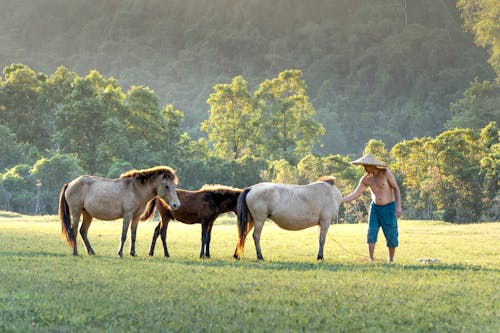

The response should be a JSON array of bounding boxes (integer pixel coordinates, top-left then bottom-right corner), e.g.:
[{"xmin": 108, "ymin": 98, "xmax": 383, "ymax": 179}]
[
  {"xmin": 162, "ymin": 170, "xmax": 178, "ymax": 184},
  {"xmin": 136, "ymin": 173, "xmax": 149, "ymax": 184},
  {"xmin": 162, "ymin": 171, "xmax": 173, "ymax": 180}
]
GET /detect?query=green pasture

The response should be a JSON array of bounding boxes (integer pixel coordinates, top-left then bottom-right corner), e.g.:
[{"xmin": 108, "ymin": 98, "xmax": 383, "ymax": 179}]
[{"xmin": 0, "ymin": 212, "xmax": 498, "ymax": 332}]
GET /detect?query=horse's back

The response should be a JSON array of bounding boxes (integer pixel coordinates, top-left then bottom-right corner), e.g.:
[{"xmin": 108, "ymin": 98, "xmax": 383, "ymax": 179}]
[
  {"xmin": 65, "ymin": 175, "xmax": 129, "ymax": 220},
  {"xmin": 67, "ymin": 175, "xmax": 124, "ymax": 198},
  {"xmin": 246, "ymin": 181, "xmax": 341, "ymax": 230}
]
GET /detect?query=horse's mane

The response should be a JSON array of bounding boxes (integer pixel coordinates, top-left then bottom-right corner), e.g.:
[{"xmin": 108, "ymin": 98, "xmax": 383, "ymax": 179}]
[
  {"xmin": 317, "ymin": 176, "xmax": 335, "ymax": 186},
  {"xmin": 201, "ymin": 184, "xmax": 242, "ymax": 194},
  {"xmin": 120, "ymin": 166, "xmax": 178, "ymax": 184}
]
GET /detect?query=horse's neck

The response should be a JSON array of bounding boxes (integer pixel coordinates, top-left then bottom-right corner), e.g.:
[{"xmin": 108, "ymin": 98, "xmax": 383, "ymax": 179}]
[{"xmin": 134, "ymin": 182, "xmax": 157, "ymax": 202}]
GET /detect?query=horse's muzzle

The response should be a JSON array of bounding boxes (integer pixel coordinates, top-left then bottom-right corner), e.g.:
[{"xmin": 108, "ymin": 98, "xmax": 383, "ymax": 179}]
[{"xmin": 169, "ymin": 202, "xmax": 180, "ymax": 210}]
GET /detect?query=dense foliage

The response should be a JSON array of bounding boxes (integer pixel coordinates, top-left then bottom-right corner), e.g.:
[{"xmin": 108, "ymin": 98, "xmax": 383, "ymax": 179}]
[
  {"xmin": 0, "ymin": 0, "xmax": 496, "ymax": 152},
  {"xmin": 0, "ymin": 1, "xmax": 498, "ymax": 222}
]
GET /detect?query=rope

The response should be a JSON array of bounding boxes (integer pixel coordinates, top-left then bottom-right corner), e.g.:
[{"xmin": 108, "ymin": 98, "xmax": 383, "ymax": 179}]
[{"xmin": 327, "ymin": 231, "xmax": 386, "ymax": 263}]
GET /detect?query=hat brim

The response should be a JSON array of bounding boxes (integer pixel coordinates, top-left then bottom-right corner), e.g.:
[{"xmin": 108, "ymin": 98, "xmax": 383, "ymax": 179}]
[
  {"xmin": 351, "ymin": 162, "xmax": 387, "ymax": 169},
  {"xmin": 350, "ymin": 153, "xmax": 387, "ymax": 169}
]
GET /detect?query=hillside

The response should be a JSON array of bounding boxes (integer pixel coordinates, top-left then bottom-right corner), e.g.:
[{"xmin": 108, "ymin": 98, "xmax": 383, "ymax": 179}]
[{"xmin": 0, "ymin": 0, "xmax": 494, "ymax": 154}]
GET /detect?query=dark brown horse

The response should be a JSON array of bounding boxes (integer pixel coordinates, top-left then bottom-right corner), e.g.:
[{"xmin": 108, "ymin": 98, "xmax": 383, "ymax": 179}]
[
  {"xmin": 59, "ymin": 166, "xmax": 180, "ymax": 256},
  {"xmin": 140, "ymin": 184, "xmax": 242, "ymax": 258}
]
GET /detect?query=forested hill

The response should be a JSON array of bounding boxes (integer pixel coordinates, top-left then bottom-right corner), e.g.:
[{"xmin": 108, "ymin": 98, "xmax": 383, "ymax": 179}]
[{"xmin": 0, "ymin": 0, "xmax": 494, "ymax": 154}]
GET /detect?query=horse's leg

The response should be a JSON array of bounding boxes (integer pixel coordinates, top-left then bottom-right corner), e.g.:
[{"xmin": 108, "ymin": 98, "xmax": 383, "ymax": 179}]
[
  {"xmin": 233, "ymin": 220, "xmax": 254, "ymax": 259},
  {"xmin": 252, "ymin": 220, "xmax": 265, "ymax": 260},
  {"xmin": 159, "ymin": 220, "xmax": 170, "ymax": 257},
  {"xmin": 118, "ymin": 214, "xmax": 132, "ymax": 257},
  {"xmin": 79, "ymin": 210, "xmax": 95, "ymax": 255},
  {"xmin": 129, "ymin": 216, "xmax": 140, "ymax": 256},
  {"xmin": 205, "ymin": 222, "xmax": 214, "ymax": 258},
  {"xmin": 69, "ymin": 209, "xmax": 82, "ymax": 256},
  {"xmin": 199, "ymin": 221, "xmax": 212, "ymax": 259},
  {"xmin": 317, "ymin": 221, "xmax": 331, "ymax": 261},
  {"xmin": 149, "ymin": 222, "xmax": 161, "ymax": 256}
]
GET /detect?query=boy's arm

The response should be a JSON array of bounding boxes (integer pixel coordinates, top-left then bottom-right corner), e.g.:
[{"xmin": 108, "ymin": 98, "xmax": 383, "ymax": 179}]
[{"xmin": 342, "ymin": 176, "xmax": 367, "ymax": 203}]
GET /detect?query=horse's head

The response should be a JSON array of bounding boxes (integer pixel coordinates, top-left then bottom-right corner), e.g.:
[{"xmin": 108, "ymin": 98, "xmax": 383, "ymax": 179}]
[
  {"xmin": 154, "ymin": 167, "xmax": 181, "ymax": 210},
  {"xmin": 221, "ymin": 188, "xmax": 242, "ymax": 214},
  {"xmin": 202, "ymin": 185, "xmax": 242, "ymax": 214}
]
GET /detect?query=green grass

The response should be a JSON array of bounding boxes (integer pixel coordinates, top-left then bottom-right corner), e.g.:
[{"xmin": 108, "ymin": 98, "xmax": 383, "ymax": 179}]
[{"xmin": 0, "ymin": 213, "xmax": 498, "ymax": 332}]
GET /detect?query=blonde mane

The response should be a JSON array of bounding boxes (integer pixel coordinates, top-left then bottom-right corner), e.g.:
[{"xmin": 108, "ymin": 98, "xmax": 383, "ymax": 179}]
[
  {"xmin": 120, "ymin": 166, "xmax": 178, "ymax": 184},
  {"xmin": 201, "ymin": 184, "xmax": 242, "ymax": 194},
  {"xmin": 317, "ymin": 176, "xmax": 335, "ymax": 185}
]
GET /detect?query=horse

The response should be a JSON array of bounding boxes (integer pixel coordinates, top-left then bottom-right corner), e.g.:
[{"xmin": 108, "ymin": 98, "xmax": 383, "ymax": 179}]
[
  {"xmin": 233, "ymin": 176, "xmax": 342, "ymax": 261},
  {"xmin": 58, "ymin": 166, "xmax": 180, "ymax": 256},
  {"xmin": 140, "ymin": 184, "xmax": 242, "ymax": 258}
]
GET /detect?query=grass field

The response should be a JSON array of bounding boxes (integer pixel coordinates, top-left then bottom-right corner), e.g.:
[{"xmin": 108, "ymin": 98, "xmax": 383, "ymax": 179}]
[{"xmin": 0, "ymin": 212, "xmax": 498, "ymax": 332}]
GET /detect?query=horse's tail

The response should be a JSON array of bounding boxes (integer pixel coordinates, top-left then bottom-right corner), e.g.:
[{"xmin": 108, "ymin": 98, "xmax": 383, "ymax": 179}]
[
  {"xmin": 234, "ymin": 188, "xmax": 251, "ymax": 259},
  {"xmin": 140, "ymin": 198, "xmax": 157, "ymax": 221},
  {"xmin": 58, "ymin": 183, "xmax": 75, "ymax": 248}
]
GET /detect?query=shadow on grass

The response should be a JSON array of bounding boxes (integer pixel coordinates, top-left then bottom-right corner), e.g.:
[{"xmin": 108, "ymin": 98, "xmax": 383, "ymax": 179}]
[
  {"xmin": 0, "ymin": 251, "xmax": 67, "ymax": 258},
  {"xmin": 168, "ymin": 256, "xmax": 500, "ymax": 273},
  {"xmin": 1, "ymin": 250, "xmax": 497, "ymax": 273}
]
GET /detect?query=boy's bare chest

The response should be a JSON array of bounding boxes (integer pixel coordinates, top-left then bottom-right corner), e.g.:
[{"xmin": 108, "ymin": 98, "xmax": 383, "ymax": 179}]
[{"xmin": 366, "ymin": 174, "xmax": 388, "ymax": 192}]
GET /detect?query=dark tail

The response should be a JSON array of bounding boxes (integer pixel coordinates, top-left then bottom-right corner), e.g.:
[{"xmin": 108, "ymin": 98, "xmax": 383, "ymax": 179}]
[
  {"xmin": 235, "ymin": 188, "xmax": 251, "ymax": 259},
  {"xmin": 140, "ymin": 198, "xmax": 157, "ymax": 221},
  {"xmin": 58, "ymin": 183, "xmax": 75, "ymax": 248}
]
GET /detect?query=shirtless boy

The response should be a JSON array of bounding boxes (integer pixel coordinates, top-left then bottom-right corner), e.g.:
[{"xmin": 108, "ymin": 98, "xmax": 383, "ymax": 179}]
[{"xmin": 342, "ymin": 153, "xmax": 402, "ymax": 262}]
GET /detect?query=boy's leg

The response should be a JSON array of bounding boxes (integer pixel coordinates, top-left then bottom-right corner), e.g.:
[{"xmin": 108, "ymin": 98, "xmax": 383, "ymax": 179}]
[
  {"xmin": 367, "ymin": 202, "xmax": 381, "ymax": 262},
  {"xmin": 379, "ymin": 202, "xmax": 398, "ymax": 262},
  {"xmin": 388, "ymin": 247, "xmax": 395, "ymax": 262},
  {"xmin": 368, "ymin": 243, "xmax": 376, "ymax": 262}
]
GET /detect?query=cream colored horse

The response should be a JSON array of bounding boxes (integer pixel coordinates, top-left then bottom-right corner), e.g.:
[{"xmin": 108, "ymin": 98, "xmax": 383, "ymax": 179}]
[
  {"xmin": 59, "ymin": 166, "xmax": 180, "ymax": 256},
  {"xmin": 234, "ymin": 176, "xmax": 342, "ymax": 260}
]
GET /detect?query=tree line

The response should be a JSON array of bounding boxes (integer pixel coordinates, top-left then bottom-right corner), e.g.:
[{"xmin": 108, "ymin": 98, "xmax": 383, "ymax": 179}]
[{"xmin": 0, "ymin": 64, "xmax": 497, "ymax": 222}]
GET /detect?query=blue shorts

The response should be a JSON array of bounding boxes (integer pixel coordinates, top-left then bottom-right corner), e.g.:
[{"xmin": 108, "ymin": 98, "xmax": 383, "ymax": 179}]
[{"xmin": 367, "ymin": 201, "xmax": 399, "ymax": 248}]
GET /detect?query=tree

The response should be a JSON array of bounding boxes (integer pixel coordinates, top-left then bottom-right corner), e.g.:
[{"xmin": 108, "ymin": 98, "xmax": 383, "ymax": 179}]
[
  {"xmin": 261, "ymin": 159, "xmax": 298, "ymax": 184},
  {"xmin": 429, "ymin": 128, "xmax": 485, "ymax": 222},
  {"xmin": 478, "ymin": 121, "xmax": 499, "ymax": 220},
  {"xmin": 458, "ymin": 0, "xmax": 500, "ymax": 80},
  {"xmin": 158, "ymin": 104, "xmax": 185, "ymax": 161},
  {"xmin": 124, "ymin": 85, "xmax": 167, "ymax": 154},
  {"xmin": 363, "ymin": 139, "xmax": 390, "ymax": 165},
  {"xmin": 54, "ymin": 72, "xmax": 111, "ymax": 173},
  {"xmin": 31, "ymin": 153, "xmax": 85, "ymax": 214},
  {"xmin": 0, "ymin": 64, "xmax": 52, "ymax": 151},
  {"xmin": 201, "ymin": 75, "xmax": 258, "ymax": 160},
  {"xmin": 0, "ymin": 125, "xmax": 30, "ymax": 171},
  {"xmin": 391, "ymin": 137, "xmax": 435, "ymax": 219},
  {"xmin": 0, "ymin": 165, "xmax": 34, "ymax": 213},
  {"xmin": 447, "ymin": 79, "xmax": 500, "ymax": 129},
  {"xmin": 255, "ymin": 70, "xmax": 325, "ymax": 163}
]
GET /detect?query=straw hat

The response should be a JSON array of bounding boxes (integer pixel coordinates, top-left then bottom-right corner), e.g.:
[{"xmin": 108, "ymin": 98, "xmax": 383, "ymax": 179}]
[{"xmin": 350, "ymin": 153, "xmax": 387, "ymax": 169}]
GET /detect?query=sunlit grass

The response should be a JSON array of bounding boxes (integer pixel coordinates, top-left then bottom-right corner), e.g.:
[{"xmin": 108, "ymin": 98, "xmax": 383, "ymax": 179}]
[{"xmin": 0, "ymin": 214, "xmax": 498, "ymax": 332}]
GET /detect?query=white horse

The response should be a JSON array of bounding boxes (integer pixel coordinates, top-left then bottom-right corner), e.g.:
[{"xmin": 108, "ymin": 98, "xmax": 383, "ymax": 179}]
[
  {"xmin": 59, "ymin": 166, "xmax": 180, "ymax": 257},
  {"xmin": 233, "ymin": 176, "xmax": 342, "ymax": 260}
]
